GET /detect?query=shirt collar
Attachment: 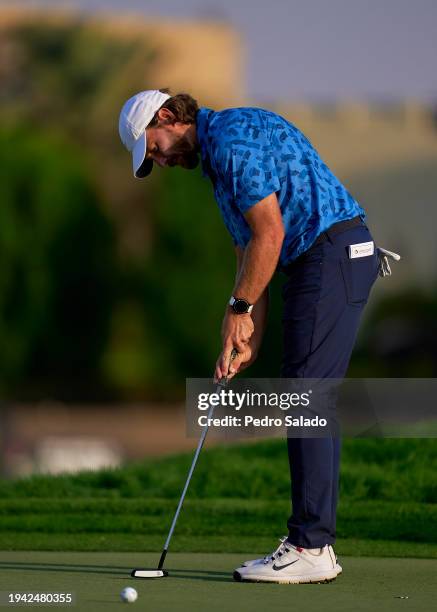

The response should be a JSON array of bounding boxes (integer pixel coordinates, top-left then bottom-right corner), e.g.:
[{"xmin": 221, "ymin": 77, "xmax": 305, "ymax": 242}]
[{"xmin": 196, "ymin": 107, "xmax": 215, "ymax": 179}]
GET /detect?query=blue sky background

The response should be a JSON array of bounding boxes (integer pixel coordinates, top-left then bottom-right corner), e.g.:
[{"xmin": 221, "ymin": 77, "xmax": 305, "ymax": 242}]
[{"xmin": 8, "ymin": 0, "xmax": 437, "ymax": 102}]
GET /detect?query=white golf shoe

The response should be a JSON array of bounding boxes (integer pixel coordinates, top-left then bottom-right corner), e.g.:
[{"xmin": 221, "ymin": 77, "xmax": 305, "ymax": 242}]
[
  {"xmin": 234, "ymin": 540, "xmax": 340, "ymax": 584},
  {"xmin": 241, "ymin": 537, "xmax": 342, "ymax": 575}
]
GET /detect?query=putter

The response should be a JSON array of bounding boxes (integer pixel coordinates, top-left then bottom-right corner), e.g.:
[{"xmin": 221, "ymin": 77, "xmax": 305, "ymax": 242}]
[{"xmin": 131, "ymin": 348, "xmax": 238, "ymax": 579}]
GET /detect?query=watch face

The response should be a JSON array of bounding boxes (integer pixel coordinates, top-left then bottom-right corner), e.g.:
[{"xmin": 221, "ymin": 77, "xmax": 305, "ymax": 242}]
[{"xmin": 233, "ymin": 298, "xmax": 249, "ymax": 314}]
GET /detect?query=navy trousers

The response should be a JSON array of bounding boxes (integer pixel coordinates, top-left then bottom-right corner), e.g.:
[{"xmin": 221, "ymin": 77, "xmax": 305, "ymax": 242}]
[{"xmin": 281, "ymin": 224, "xmax": 378, "ymax": 548}]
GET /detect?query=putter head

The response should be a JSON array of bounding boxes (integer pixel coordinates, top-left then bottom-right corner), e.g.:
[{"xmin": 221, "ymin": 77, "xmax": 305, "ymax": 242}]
[{"xmin": 131, "ymin": 568, "xmax": 168, "ymax": 579}]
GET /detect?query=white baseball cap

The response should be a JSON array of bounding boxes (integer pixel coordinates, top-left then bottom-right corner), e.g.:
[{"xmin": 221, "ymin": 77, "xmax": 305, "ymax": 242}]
[{"xmin": 119, "ymin": 90, "xmax": 171, "ymax": 179}]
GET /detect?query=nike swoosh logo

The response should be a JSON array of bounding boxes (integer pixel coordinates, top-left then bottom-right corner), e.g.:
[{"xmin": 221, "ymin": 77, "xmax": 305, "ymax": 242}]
[{"xmin": 272, "ymin": 560, "xmax": 299, "ymax": 571}]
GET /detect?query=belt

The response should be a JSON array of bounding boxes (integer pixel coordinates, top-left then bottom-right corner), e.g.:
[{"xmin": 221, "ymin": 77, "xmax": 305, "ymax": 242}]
[{"xmin": 312, "ymin": 215, "xmax": 365, "ymax": 246}]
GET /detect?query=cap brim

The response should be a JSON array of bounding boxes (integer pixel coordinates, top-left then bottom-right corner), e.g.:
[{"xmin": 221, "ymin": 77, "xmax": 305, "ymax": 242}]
[{"xmin": 132, "ymin": 131, "xmax": 153, "ymax": 179}]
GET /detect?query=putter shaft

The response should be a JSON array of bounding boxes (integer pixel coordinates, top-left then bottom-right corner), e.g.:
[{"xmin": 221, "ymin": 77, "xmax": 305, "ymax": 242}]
[{"xmin": 157, "ymin": 350, "xmax": 237, "ymax": 569}]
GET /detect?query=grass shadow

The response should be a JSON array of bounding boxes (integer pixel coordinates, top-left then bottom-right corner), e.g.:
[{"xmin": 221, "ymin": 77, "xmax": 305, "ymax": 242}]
[
  {"xmin": 0, "ymin": 561, "xmax": 127, "ymax": 576},
  {"xmin": 0, "ymin": 562, "xmax": 233, "ymax": 582}
]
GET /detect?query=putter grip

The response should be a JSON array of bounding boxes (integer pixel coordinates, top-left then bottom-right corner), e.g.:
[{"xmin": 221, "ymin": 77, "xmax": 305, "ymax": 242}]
[
  {"xmin": 227, "ymin": 348, "xmax": 238, "ymax": 374},
  {"xmin": 218, "ymin": 348, "xmax": 238, "ymax": 387},
  {"xmin": 230, "ymin": 348, "xmax": 238, "ymax": 362}
]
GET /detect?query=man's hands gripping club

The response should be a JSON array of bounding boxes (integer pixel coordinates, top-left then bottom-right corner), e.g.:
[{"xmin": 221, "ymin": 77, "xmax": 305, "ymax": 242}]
[{"xmin": 214, "ymin": 313, "xmax": 254, "ymax": 382}]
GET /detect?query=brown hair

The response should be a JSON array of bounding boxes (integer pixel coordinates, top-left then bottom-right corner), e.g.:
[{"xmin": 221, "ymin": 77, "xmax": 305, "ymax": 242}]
[{"xmin": 149, "ymin": 88, "xmax": 199, "ymax": 126}]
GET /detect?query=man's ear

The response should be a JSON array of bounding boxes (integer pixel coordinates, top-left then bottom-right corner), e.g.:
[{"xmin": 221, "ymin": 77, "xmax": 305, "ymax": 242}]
[{"xmin": 157, "ymin": 107, "xmax": 176, "ymax": 124}]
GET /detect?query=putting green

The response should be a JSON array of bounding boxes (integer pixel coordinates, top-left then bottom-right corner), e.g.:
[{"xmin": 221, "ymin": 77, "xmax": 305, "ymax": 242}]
[{"xmin": 0, "ymin": 551, "xmax": 436, "ymax": 611}]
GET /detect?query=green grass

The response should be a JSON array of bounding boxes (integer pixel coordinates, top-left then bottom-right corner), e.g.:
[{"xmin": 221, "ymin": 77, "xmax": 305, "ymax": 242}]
[
  {"xmin": 1, "ymin": 498, "xmax": 437, "ymax": 541},
  {"xmin": 2, "ymin": 552, "xmax": 437, "ymax": 612},
  {"xmin": 1, "ymin": 438, "xmax": 437, "ymax": 502},
  {"xmin": 0, "ymin": 439, "xmax": 436, "ymax": 555}
]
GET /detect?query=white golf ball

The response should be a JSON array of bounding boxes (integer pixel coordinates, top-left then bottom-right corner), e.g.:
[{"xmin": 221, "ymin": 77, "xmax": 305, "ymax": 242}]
[{"xmin": 120, "ymin": 587, "xmax": 138, "ymax": 603}]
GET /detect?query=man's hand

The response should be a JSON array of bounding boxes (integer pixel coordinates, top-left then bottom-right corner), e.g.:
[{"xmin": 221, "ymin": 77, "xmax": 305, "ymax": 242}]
[
  {"xmin": 233, "ymin": 337, "xmax": 260, "ymax": 374},
  {"xmin": 215, "ymin": 309, "xmax": 254, "ymax": 380},
  {"xmin": 214, "ymin": 344, "xmax": 253, "ymax": 383},
  {"xmin": 221, "ymin": 308, "xmax": 254, "ymax": 353}
]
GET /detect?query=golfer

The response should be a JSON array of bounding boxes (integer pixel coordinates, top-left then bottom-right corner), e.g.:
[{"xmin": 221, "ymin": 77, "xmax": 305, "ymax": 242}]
[{"xmin": 119, "ymin": 89, "xmax": 379, "ymax": 584}]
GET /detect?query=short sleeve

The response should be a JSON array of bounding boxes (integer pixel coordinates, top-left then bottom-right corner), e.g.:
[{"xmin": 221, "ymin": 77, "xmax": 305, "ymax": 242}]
[{"xmin": 230, "ymin": 131, "xmax": 281, "ymax": 213}]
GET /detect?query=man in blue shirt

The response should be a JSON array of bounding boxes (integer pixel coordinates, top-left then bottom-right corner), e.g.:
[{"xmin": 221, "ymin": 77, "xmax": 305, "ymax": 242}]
[{"xmin": 119, "ymin": 89, "xmax": 379, "ymax": 584}]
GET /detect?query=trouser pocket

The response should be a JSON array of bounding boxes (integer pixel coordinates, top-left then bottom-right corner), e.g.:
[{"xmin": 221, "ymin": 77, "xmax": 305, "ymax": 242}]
[{"xmin": 339, "ymin": 254, "xmax": 379, "ymax": 306}]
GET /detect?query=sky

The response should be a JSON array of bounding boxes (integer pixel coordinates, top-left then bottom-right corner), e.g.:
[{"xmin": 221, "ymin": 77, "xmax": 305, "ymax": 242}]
[{"xmin": 6, "ymin": 0, "xmax": 437, "ymax": 102}]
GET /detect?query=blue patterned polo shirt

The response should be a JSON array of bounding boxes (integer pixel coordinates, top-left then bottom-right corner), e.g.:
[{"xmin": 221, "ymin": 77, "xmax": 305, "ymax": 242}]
[{"xmin": 196, "ymin": 107, "xmax": 366, "ymax": 267}]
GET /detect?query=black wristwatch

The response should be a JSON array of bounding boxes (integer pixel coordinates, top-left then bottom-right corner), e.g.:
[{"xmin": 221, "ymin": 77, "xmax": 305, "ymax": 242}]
[{"xmin": 229, "ymin": 296, "xmax": 254, "ymax": 315}]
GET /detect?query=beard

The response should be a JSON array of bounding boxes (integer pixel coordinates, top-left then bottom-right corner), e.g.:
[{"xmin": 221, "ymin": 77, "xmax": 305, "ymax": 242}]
[{"xmin": 166, "ymin": 135, "xmax": 199, "ymax": 169}]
